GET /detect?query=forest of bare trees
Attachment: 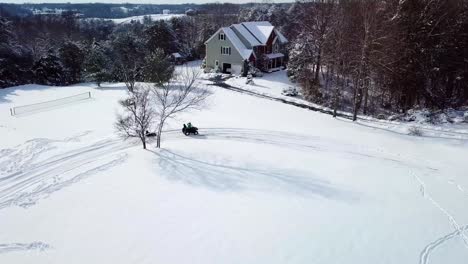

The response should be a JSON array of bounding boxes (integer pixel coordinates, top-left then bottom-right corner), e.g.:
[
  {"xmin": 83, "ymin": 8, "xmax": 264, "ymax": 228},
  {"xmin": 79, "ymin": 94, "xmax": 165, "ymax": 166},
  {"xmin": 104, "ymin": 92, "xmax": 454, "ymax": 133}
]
[{"xmin": 286, "ymin": 0, "xmax": 468, "ymax": 117}]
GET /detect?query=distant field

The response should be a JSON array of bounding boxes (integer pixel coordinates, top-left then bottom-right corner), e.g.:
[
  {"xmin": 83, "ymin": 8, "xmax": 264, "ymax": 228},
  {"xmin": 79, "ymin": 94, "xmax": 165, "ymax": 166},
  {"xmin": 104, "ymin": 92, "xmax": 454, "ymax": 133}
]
[{"xmin": 85, "ymin": 14, "xmax": 185, "ymax": 24}]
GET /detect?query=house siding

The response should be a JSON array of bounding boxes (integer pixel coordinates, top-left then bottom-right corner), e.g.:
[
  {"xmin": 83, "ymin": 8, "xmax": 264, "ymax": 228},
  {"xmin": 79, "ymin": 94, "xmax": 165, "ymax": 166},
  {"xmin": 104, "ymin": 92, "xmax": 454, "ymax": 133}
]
[
  {"xmin": 265, "ymin": 31, "xmax": 277, "ymax": 54},
  {"xmin": 205, "ymin": 29, "xmax": 245, "ymax": 74}
]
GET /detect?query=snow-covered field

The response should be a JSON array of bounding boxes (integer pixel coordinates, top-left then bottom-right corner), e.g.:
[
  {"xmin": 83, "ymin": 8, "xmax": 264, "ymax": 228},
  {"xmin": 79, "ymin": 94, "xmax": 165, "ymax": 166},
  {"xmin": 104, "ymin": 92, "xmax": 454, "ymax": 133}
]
[
  {"xmin": 86, "ymin": 14, "xmax": 185, "ymax": 24},
  {"xmin": 1, "ymin": 65, "xmax": 468, "ymax": 264}
]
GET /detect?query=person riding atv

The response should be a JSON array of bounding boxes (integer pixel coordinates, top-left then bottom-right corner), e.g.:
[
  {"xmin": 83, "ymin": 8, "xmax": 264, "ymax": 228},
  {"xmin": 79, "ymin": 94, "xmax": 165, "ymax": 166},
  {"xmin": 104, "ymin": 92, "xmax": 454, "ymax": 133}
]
[{"xmin": 182, "ymin": 123, "xmax": 198, "ymax": 136}]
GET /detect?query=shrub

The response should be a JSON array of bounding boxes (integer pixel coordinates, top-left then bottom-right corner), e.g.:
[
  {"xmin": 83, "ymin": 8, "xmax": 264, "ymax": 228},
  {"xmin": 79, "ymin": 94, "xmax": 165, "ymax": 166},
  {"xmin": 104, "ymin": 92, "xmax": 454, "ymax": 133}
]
[{"xmin": 408, "ymin": 126, "xmax": 423, "ymax": 136}]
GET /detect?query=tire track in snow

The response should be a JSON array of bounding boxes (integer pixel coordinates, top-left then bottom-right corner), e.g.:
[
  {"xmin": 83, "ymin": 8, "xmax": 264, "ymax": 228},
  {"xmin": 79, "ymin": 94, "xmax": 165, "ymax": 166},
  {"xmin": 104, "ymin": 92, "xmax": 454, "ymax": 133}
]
[
  {"xmin": 419, "ymin": 225, "xmax": 468, "ymax": 264},
  {"xmin": 414, "ymin": 173, "xmax": 468, "ymax": 264},
  {"xmin": 0, "ymin": 137, "xmax": 131, "ymax": 210},
  {"xmin": 0, "ymin": 242, "xmax": 50, "ymax": 254}
]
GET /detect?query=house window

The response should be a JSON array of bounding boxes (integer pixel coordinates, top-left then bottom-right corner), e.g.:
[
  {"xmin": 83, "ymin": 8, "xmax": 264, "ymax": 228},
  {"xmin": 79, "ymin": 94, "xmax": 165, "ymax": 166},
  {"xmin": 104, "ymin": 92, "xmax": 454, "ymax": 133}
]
[
  {"xmin": 218, "ymin": 33, "xmax": 225, "ymax": 41},
  {"xmin": 273, "ymin": 43, "xmax": 278, "ymax": 53},
  {"xmin": 221, "ymin": 46, "xmax": 231, "ymax": 55}
]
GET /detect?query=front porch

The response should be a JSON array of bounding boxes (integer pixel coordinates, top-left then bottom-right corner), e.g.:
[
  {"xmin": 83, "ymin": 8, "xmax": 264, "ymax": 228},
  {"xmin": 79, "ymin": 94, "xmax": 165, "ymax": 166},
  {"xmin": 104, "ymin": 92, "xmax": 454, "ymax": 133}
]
[{"xmin": 265, "ymin": 53, "xmax": 285, "ymax": 72}]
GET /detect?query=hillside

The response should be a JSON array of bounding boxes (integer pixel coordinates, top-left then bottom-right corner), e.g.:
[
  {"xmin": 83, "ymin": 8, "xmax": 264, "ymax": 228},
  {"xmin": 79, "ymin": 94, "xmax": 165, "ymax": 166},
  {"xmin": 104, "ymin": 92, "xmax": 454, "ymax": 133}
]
[{"xmin": 0, "ymin": 66, "xmax": 468, "ymax": 264}]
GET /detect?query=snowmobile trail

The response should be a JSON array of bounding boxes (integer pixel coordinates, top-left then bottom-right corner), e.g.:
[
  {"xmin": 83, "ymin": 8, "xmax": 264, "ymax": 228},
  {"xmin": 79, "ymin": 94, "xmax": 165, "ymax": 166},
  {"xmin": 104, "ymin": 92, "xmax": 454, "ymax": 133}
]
[
  {"xmin": 0, "ymin": 136, "xmax": 130, "ymax": 210},
  {"xmin": 0, "ymin": 242, "xmax": 50, "ymax": 254}
]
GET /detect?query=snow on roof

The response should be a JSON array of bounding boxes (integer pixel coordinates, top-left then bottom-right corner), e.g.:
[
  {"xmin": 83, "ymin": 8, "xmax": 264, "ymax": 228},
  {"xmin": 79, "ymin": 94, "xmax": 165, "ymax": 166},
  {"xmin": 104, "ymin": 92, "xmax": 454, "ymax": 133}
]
[
  {"xmin": 222, "ymin": 27, "xmax": 253, "ymax": 60},
  {"xmin": 172, "ymin": 52, "xmax": 182, "ymax": 58},
  {"xmin": 265, "ymin": 53, "xmax": 285, "ymax": 59},
  {"xmin": 275, "ymin": 29, "xmax": 288, "ymax": 44},
  {"xmin": 241, "ymin": 21, "xmax": 275, "ymax": 45},
  {"xmin": 231, "ymin": 24, "xmax": 261, "ymax": 47}
]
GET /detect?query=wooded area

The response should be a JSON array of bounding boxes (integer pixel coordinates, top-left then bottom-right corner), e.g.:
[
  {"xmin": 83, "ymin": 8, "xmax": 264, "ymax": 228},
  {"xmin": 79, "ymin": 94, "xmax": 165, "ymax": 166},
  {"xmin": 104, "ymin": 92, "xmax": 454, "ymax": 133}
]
[
  {"xmin": 1, "ymin": 0, "xmax": 467, "ymax": 116},
  {"xmin": 286, "ymin": 0, "xmax": 468, "ymax": 116}
]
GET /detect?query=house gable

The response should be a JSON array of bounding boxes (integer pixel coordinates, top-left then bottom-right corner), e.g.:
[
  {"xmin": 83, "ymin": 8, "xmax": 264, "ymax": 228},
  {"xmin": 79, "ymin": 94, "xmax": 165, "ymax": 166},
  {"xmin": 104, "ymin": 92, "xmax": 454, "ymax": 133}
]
[
  {"xmin": 204, "ymin": 28, "xmax": 252, "ymax": 73},
  {"xmin": 204, "ymin": 21, "xmax": 288, "ymax": 73}
]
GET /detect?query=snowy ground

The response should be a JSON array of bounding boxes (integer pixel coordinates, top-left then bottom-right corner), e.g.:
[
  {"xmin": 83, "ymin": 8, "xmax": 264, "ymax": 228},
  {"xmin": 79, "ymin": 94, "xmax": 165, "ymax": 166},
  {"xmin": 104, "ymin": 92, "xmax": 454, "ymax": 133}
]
[
  {"xmin": 85, "ymin": 14, "xmax": 185, "ymax": 24},
  {"xmin": 1, "ymin": 64, "xmax": 468, "ymax": 264},
  {"xmin": 225, "ymin": 70, "xmax": 468, "ymax": 140}
]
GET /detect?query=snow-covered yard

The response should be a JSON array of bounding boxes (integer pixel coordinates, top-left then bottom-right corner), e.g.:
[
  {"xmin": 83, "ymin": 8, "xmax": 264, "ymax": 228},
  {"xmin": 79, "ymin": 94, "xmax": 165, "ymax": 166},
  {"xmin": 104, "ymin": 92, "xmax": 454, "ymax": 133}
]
[
  {"xmin": 225, "ymin": 70, "xmax": 468, "ymax": 140},
  {"xmin": 1, "ymin": 65, "xmax": 468, "ymax": 264}
]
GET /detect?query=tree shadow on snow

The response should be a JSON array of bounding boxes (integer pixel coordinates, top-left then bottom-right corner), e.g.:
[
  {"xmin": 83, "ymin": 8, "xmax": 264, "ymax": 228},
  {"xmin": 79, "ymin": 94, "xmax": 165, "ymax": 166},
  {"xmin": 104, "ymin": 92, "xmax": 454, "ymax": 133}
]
[
  {"xmin": 0, "ymin": 84, "xmax": 52, "ymax": 104},
  {"xmin": 151, "ymin": 148, "xmax": 359, "ymax": 202}
]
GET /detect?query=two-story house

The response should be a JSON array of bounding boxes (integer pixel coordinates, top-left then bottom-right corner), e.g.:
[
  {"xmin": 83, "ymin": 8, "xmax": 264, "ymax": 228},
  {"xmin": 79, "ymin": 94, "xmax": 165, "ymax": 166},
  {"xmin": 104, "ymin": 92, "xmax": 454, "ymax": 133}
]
[{"xmin": 204, "ymin": 21, "xmax": 288, "ymax": 75}]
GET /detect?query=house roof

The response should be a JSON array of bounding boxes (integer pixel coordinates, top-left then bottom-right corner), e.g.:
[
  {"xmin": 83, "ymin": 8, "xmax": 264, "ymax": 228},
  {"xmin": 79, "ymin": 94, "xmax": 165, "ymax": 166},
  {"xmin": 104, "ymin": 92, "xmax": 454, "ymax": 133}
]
[
  {"xmin": 231, "ymin": 23, "xmax": 262, "ymax": 46},
  {"xmin": 275, "ymin": 29, "xmax": 288, "ymax": 44},
  {"xmin": 222, "ymin": 27, "xmax": 253, "ymax": 60},
  {"xmin": 205, "ymin": 21, "xmax": 288, "ymax": 60},
  {"xmin": 240, "ymin": 21, "xmax": 275, "ymax": 45},
  {"xmin": 171, "ymin": 52, "xmax": 182, "ymax": 58},
  {"xmin": 265, "ymin": 53, "xmax": 285, "ymax": 59}
]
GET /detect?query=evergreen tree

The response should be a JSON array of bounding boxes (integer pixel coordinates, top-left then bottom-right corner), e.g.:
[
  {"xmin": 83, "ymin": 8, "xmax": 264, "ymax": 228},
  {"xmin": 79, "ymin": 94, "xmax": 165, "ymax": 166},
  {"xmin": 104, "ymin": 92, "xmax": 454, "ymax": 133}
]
[
  {"xmin": 33, "ymin": 49, "xmax": 64, "ymax": 85},
  {"xmin": 144, "ymin": 20, "xmax": 175, "ymax": 55},
  {"xmin": 0, "ymin": 17, "xmax": 33, "ymax": 88},
  {"xmin": 84, "ymin": 41, "xmax": 111, "ymax": 87},
  {"xmin": 112, "ymin": 32, "xmax": 146, "ymax": 92},
  {"xmin": 59, "ymin": 41, "xmax": 84, "ymax": 84},
  {"xmin": 143, "ymin": 48, "xmax": 174, "ymax": 86}
]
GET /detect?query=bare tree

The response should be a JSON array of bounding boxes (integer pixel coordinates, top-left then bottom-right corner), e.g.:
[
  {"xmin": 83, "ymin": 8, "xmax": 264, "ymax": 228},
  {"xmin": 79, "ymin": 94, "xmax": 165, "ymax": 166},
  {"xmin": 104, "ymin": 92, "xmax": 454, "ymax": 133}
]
[
  {"xmin": 152, "ymin": 66, "xmax": 211, "ymax": 148},
  {"xmin": 115, "ymin": 86, "xmax": 154, "ymax": 149}
]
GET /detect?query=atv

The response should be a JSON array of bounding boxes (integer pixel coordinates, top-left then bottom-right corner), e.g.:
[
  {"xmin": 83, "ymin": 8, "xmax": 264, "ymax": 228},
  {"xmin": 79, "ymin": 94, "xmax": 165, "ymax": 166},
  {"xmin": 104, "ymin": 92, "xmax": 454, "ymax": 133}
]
[{"xmin": 182, "ymin": 126, "xmax": 198, "ymax": 136}]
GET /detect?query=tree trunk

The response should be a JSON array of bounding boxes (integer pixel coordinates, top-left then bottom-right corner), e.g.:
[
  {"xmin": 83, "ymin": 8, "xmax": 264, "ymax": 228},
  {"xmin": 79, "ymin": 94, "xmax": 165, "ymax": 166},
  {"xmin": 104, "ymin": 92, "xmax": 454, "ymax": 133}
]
[
  {"xmin": 143, "ymin": 140, "xmax": 147, "ymax": 149},
  {"xmin": 314, "ymin": 47, "xmax": 322, "ymax": 84},
  {"xmin": 353, "ymin": 77, "xmax": 363, "ymax": 121},
  {"xmin": 333, "ymin": 69, "xmax": 342, "ymax": 118},
  {"xmin": 333, "ymin": 77, "xmax": 339, "ymax": 118},
  {"xmin": 156, "ymin": 125, "xmax": 163, "ymax": 148},
  {"xmin": 363, "ymin": 78, "xmax": 369, "ymax": 115},
  {"xmin": 156, "ymin": 134, "xmax": 161, "ymax": 148}
]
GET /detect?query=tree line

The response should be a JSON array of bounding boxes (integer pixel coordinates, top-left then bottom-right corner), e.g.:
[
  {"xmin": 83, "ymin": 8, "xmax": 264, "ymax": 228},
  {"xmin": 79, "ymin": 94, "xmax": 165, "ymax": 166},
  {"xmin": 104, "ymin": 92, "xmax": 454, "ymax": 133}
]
[
  {"xmin": 2, "ymin": 1, "xmax": 466, "ymax": 117},
  {"xmin": 285, "ymin": 0, "xmax": 468, "ymax": 118},
  {"xmin": 0, "ymin": 4, "xmax": 239, "ymax": 89}
]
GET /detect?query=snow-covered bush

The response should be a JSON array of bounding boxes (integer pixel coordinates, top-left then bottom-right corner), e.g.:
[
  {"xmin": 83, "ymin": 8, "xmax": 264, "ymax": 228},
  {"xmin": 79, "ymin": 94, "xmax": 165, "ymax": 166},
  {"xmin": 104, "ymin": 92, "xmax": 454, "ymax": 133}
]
[
  {"xmin": 201, "ymin": 58, "xmax": 207, "ymax": 69},
  {"xmin": 248, "ymin": 63, "xmax": 263, "ymax": 77},
  {"xmin": 408, "ymin": 126, "xmax": 423, "ymax": 136},
  {"xmin": 210, "ymin": 74, "xmax": 226, "ymax": 85},
  {"xmin": 246, "ymin": 74, "xmax": 254, "ymax": 85},
  {"xmin": 430, "ymin": 112, "xmax": 450, "ymax": 124},
  {"xmin": 282, "ymin": 86, "xmax": 298, "ymax": 96}
]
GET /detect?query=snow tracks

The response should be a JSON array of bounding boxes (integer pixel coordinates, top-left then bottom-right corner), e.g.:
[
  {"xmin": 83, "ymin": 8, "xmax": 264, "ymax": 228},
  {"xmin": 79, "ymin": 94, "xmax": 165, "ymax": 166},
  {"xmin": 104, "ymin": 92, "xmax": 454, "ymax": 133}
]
[
  {"xmin": 0, "ymin": 133, "xmax": 129, "ymax": 210},
  {"xmin": 0, "ymin": 242, "xmax": 50, "ymax": 254},
  {"xmin": 414, "ymin": 173, "xmax": 468, "ymax": 264}
]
